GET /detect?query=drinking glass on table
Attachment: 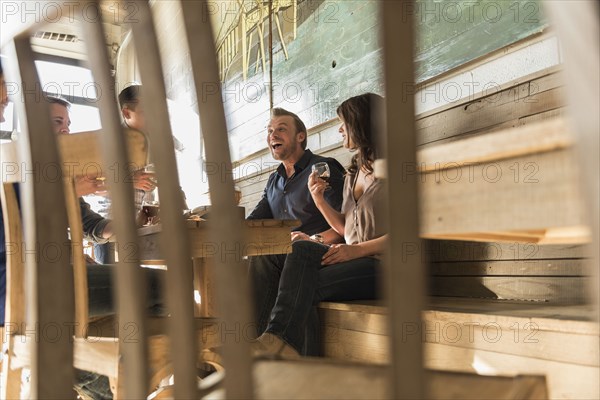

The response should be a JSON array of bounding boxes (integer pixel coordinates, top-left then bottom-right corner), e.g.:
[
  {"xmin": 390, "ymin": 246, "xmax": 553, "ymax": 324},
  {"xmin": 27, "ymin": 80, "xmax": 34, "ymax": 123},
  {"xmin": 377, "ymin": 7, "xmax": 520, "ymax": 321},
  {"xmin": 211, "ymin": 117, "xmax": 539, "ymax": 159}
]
[
  {"xmin": 311, "ymin": 162, "xmax": 331, "ymax": 190},
  {"xmin": 142, "ymin": 164, "xmax": 160, "ymax": 225}
]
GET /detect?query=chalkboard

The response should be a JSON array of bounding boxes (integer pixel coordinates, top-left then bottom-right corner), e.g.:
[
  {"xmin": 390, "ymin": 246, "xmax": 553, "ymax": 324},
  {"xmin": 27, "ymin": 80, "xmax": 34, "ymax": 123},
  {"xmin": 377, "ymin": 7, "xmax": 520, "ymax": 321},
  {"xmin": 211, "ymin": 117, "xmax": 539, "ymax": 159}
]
[{"xmin": 414, "ymin": 0, "xmax": 549, "ymax": 82}]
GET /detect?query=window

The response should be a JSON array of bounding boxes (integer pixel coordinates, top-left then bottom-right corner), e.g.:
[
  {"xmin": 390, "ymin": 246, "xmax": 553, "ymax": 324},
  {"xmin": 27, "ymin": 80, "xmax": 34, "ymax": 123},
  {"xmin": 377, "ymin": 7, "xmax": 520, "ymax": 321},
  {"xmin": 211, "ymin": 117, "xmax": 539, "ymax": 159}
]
[{"xmin": 34, "ymin": 55, "xmax": 102, "ymax": 133}]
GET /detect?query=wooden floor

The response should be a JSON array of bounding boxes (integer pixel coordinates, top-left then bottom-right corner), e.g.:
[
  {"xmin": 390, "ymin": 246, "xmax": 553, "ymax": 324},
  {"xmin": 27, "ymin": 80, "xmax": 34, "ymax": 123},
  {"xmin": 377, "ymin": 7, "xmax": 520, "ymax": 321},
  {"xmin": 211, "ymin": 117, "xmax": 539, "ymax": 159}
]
[{"xmin": 319, "ymin": 297, "xmax": 599, "ymax": 399}]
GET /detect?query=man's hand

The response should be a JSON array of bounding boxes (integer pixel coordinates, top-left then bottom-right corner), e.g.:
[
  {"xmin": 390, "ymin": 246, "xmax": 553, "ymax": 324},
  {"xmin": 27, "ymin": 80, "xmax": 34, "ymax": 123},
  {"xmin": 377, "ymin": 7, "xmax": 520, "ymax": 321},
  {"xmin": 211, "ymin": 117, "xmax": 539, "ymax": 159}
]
[
  {"xmin": 75, "ymin": 176, "xmax": 107, "ymax": 197},
  {"xmin": 133, "ymin": 170, "xmax": 156, "ymax": 192},
  {"xmin": 291, "ymin": 231, "xmax": 310, "ymax": 242},
  {"xmin": 84, "ymin": 254, "xmax": 99, "ymax": 264}
]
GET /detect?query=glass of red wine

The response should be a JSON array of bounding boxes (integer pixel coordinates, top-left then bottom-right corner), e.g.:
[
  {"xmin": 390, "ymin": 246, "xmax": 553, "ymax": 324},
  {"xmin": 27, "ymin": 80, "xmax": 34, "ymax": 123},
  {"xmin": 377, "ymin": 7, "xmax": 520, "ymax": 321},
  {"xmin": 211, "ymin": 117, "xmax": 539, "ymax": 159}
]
[
  {"xmin": 142, "ymin": 164, "xmax": 160, "ymax": 225},
  {"xmin": 312, "ymin": 162, "xmax": 331, "ymax": 190}
]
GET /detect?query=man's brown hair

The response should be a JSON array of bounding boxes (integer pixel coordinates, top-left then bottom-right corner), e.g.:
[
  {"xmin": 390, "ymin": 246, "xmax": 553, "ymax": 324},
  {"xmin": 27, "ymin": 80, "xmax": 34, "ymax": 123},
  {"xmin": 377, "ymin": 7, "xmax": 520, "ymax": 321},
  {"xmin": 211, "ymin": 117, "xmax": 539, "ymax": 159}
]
[
  {"xmin": 118, "ymin": 84, "xmax": 141, "ymax": 110},
  {"xmin": 46, "ymin": 95, "xmax": 72, "ymax": 109}
]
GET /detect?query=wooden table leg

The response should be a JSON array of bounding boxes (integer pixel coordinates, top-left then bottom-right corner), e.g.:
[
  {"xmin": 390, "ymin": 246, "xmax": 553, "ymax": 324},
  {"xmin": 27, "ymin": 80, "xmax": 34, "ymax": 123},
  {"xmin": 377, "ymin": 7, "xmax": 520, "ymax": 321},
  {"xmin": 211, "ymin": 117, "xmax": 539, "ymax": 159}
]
[
  {"xmin": 193, "ymin": 258, "xmax": 218, "ymax": 318},
  {"xmin": 192, "ymin": 257, "xmax": 251, "ymax": 318}
]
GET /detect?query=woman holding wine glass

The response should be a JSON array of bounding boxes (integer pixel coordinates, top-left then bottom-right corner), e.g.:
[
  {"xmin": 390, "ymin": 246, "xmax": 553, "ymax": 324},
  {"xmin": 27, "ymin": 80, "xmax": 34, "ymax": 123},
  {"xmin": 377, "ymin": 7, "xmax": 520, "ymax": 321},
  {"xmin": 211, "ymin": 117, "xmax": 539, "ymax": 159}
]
[{"xmin": 248, "ymin": 93, "xmax": 388, "ymax": 357}]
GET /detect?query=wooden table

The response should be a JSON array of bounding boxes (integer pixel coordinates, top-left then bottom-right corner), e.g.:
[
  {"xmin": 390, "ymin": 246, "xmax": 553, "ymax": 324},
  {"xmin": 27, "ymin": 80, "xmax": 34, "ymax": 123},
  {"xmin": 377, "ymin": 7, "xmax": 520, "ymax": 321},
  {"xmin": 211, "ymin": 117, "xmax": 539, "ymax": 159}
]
[{"xmin": 138, "ymin": 219, "xmax": 298, "ymax": 317}]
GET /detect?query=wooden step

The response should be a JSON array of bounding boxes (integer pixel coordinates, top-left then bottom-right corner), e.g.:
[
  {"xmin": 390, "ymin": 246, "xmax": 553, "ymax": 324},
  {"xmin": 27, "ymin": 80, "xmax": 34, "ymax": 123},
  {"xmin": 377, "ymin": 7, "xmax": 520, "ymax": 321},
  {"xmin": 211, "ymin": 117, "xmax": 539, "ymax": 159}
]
[
  {"xmin": 253, "ymin": 359, "xmax": 547, "ymax": 399},
  {"xmin": 319, "ymin": 298, "xmax": 599, "ymax": 399}
]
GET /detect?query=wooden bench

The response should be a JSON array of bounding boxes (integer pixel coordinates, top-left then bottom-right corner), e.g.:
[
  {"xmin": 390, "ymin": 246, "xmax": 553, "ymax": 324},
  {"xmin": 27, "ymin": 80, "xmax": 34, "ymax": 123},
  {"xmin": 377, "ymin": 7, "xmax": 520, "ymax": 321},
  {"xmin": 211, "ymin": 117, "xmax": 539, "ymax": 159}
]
[
  {"xmin": 318, "ymin": 297, "xmax": 598, "ymax": 399},
  {"xmin": 254, "ymin": 358, "xmax": 548, "ymax": 399}
]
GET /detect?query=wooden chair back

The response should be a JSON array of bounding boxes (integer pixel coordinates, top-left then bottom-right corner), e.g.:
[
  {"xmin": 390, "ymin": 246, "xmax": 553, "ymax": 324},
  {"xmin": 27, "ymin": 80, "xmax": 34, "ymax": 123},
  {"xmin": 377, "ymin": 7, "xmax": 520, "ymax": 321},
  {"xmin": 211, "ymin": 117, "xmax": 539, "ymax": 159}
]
[
  {"xmin": 57, "ymin": 130, "xmax": 148, "ymax": 339},
  {"xmin": 1, "ymin": 143, "xmax": 25, "ymax": 399},
  {"xmin": 3, "ymin": 1, "xmax": 216, "ymax": 396},
  {"xmin": 1, "ymin": 4, "xmax": 153, "ymax": 397},
  {"xmin": 1, "ymin": 46, "xmax": 74, "ymax": 398}
]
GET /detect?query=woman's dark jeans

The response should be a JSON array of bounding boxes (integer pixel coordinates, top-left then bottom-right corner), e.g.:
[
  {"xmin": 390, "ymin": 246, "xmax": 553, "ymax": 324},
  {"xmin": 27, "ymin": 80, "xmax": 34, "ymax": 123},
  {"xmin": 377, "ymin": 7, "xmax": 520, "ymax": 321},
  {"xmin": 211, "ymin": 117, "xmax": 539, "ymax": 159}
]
[{"xmin": 252, "ymin": 240, "xmax": 379, "ymax": 355}]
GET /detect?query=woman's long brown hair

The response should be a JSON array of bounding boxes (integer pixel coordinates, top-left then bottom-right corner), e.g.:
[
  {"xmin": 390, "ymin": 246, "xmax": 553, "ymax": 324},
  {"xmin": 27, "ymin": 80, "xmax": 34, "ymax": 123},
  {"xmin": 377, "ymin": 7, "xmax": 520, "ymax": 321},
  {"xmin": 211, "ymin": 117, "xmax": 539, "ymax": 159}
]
[{"xmin": 337, "ymin": 93, "xmax": 384, "ymax": 175}]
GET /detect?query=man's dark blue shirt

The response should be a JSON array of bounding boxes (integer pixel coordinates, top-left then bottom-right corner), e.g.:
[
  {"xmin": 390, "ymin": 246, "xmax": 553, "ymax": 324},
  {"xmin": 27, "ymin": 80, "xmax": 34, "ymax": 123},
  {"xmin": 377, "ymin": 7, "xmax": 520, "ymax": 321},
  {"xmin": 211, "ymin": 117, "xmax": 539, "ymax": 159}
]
[{"xmin": 247, "ymin": 149, "xmax": 345, "ymax": 235}]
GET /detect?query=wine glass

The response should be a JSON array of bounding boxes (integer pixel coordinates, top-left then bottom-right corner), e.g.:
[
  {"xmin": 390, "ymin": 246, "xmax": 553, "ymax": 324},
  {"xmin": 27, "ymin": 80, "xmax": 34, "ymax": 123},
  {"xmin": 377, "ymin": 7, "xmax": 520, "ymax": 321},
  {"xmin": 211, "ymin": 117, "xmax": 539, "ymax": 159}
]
[
  {"xmin": 141, "ymin": 198, "xmax": 160, "ymax": 226},
  {"xmin": 143, "ymin": 163, "xmax": 157, "ymax": 183},
  {"xmin": 142, "ymin": 164, "xmax": 160, "ymax": 225},
  {"xmin": 311, "ymin": 162, "xmax": 331, "ymax": 191}
]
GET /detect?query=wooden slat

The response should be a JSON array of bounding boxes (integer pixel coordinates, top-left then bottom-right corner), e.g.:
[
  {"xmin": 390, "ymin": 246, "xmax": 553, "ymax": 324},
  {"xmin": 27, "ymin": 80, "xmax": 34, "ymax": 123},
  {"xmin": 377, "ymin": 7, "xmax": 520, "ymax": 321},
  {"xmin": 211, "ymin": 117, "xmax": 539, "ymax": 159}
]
[
  {"xmin": 420, "ymin": 149, "xmax": 587, "ymax": 238},
  {"xmin": 8, "ymin": 34, "xmax": 74, "ymax": 399},
  {"xmin": 518, "ymin": 108, "xmax": 565, "ymax": 126},
  {"xmin": 428, "ymin": 226, "xmax": 591, "ymax": 244},
  {"xmin": 320, "ymin": 304, "xmax": 599, "ymax": 347},
  {"xmin": 417, "ymin": 118, "xmax": 572, "ymax": 172},
  {"xmin": 381, "ymin": 1, "xmax": 425, "ymax": 398},
  {"xmin": 193, "ymin": 258, "xmax": 216, "ymax": 317},
  {"xmin": 57, "ymin": 129, "xmax": 148, "ymax": 176},
  {"xmin": 429, "ymin": 259, "xmax": 586, "ymax": 276},
  {"xmin": 253, "ymin": 359, "xmax": 547, "ymax": 400},
  {"xmin": 416, "ymin": 78, "xmax": 564, "ymax": 146},
  {"xmin": 425, "ymin": 343, "xmax": 597, "ymax": 400},
  {"xmin": 319, "ymin": 299, "xmax": 599, "ymax": 391},
  {"xmin": 420, "ymin": 312, "xmax": 599, "ymax": 367},
  {"xmin": 424, "ymin": 241, "xmax": 589, "ymax": 262},
  {"xmin": 375, "ymin": 117, "xmax": 589, "ymax": 243},
  {"xmin": 0, "ymin": 185, "xmax": 24, "ymax": 327},
  {"xmin": 0, "ymin": 183, "xmax": 24, "ymax": 399},
  {"xmin": 322, "ymin": 320, "xmax": 599, "ymax": 367},
  {"xmin": 415, "ymin": 49, "xmax": 561, "ymax": 115},
  {"xmin": 320, "ymin": 326, "xmax": 388, "ymax": 364},
  {"xmin": 11, "ymin": 319, "xmax": 224, "ymax": 379},
  {"xmin": 138, "ymin": 219, "xmax": 295, "ymax": 261},
  {"xmin": 431, "ymin": 276, "xmax": 586, "ymax": 303},
  {"xmin": 129, "ymin": 1, "xmax": 198, "ymax": 398},
  {"xmin": 81, "ymin": 8, "xmax": 152, "ymax": 398},
  {"xmin": 544, "ymin": 1, "xmax": 600, "ymax": 322},
  {"xmin": 426, "ymin": 297, "xmax": 598, "ymax": 328},
  {"xmin": 181, "ymin": 1, "xmax": 255, "ymax": 396},
  {"xmin": 319, "ymin": 297, "xmax": 599, "ymax": 334},
  {"xmin": 10, "ymin": 335, "xmax": 118, "ymax": 375},
  {"xmin": 63, "ymin": 178, "xmax": 89, "ymax": 338},
  {"xmin": 0, "ymin": 142, "xmax": 20, "ymax": 183}
]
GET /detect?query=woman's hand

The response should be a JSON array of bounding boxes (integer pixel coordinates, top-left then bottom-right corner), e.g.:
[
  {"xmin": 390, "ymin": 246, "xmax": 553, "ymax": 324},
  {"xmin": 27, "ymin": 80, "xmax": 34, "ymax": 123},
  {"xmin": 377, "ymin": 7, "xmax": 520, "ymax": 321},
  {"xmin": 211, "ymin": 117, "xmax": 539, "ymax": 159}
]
[
  {"xmin": 308, "ymin": 171, "xmax": 328, "ymax": 203},
  {"xmin": 321, "ymin": 244, "xmax": 362, "ymax": 265}
]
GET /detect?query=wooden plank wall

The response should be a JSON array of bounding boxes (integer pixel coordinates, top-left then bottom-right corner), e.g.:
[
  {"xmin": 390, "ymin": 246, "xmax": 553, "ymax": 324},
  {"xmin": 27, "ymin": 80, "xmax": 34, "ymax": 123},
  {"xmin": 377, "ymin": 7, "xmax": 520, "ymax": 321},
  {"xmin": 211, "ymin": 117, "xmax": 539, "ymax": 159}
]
[
  {"xmin": 416, "ymin": 67, "xmax": 564, "ymax": 147},
  {"xmin": 416, "ymin": 67, "xmax": 587, "ymax": 303},
  {"xmin": 426, "ymin": 241, "xmax": 590, "ymax": 303}
]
